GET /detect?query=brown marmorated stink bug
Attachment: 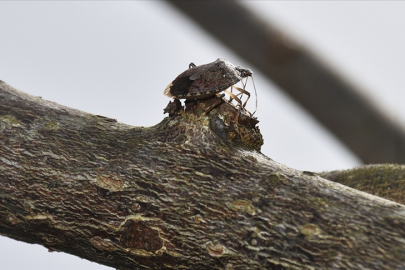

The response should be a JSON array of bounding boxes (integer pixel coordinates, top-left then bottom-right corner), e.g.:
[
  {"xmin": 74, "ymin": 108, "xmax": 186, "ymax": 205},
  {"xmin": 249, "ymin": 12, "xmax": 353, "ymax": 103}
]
[{"xmin": 164, "ymin": 58, "xmax": 257, "ymax": 116}]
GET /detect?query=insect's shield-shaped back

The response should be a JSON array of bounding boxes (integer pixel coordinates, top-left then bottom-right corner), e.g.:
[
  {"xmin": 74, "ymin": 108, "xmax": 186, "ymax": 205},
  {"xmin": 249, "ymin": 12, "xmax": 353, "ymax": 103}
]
[{"xmin": 164, "ymin": 58, "xmax": 257, "ymax": 117}]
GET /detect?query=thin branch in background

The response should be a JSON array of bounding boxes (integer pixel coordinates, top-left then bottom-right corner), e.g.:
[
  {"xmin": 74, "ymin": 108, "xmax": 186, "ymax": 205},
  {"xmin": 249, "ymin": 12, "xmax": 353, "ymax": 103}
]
[{"xmin": 167, "ymin": 0, "xmax": 405, "ymax": 164}]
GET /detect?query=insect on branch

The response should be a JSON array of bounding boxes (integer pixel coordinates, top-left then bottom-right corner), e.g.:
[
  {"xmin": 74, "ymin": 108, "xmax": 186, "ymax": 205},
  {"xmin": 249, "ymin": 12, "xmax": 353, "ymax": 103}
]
[{"xmin": 164, "ymin": 58, "xmax": 258, "ymax": 117}]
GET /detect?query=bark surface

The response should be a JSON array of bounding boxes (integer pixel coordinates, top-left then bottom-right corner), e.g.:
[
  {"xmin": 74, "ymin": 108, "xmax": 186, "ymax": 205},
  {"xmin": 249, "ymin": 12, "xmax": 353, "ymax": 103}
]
[
  {"xmin": 1, "ymin": 81, "xmax": 405, "ymax": 269},
  {"xmin": 321, "ymin": 164, "xmax": 405, "ymax": 205}
]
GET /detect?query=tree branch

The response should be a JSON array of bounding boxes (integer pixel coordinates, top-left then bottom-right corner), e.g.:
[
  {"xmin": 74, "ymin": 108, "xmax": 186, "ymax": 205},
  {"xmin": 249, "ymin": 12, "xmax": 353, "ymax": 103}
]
[
  {"xmin": 321, "ymin": 164, "xmax": 405, "ymax": 205},
  {"xmin": 1, "ymin": 80, "xmax": 405, "ymax": 269}
]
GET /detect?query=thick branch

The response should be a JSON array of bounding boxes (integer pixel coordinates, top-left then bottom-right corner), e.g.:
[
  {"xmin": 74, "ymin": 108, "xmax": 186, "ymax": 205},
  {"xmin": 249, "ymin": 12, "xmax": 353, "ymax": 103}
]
[
  {"xmin": 1, "ymin": 80, "xmax": 405, "ymax": 269},
  {"xmin": 166, "ymin": 1, "xmax": 405, "ymax": 164},
  {"xmin": 321, "ymin": 164, "xmax": 405, "ymax": 205}
]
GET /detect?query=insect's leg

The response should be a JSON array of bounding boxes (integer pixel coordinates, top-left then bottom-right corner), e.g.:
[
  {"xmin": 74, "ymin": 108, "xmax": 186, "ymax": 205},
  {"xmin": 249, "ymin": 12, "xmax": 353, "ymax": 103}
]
[
  {"xmin": 239, "ymin": 77, "xmax": 248, "ymax": 100},
  {"xmin": 227, "ymin": 86, "xmax": 235, "ymax": 103},
  {"xmin": 224, "ymin": 89, "xmax": 243, "ymax": 107},
  {"xmin": 231, "ymin": 77, "xmax": 249, "ymax": 102},
  {"xmin": 232, "ymin": 86, "xmax": 250, "ymax": 109},
  {"xmin": 189, "ymin": 62, "xmax": 196, "ymax": 69}
]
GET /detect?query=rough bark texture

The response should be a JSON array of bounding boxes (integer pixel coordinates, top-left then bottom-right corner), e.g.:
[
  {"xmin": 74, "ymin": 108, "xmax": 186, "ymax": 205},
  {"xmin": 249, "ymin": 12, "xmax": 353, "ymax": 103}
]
[{"xmin": 1, "ymin": 80, "xmax": 405, "ymax": 269}]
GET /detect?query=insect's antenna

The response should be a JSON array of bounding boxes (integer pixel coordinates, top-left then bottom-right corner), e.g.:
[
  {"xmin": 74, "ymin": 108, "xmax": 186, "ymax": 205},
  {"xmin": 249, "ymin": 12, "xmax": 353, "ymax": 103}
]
[{"xmin": 251, "ymin": 76, "xmax": 258, "ymax": 116}]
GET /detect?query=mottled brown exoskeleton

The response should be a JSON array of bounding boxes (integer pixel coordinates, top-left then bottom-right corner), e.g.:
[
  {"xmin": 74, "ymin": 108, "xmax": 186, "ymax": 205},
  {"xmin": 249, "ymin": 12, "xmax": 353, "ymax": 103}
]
[{"xmin": 164, "ymin": 58, "xmax": 257, "ymax": 116}]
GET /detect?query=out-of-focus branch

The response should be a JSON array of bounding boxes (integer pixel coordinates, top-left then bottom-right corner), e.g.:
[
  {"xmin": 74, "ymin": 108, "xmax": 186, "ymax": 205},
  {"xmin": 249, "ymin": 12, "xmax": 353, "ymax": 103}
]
[{"xmin": 166, "ymin": 1, "xmax": 405, "ymax": 164}]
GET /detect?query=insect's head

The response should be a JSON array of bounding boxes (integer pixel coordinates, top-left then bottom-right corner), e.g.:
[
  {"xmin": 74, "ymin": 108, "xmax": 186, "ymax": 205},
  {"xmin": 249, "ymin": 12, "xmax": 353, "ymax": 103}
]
[{"xmin": 235, "ymin": 66, "xmax": 253, "ymax": 78}]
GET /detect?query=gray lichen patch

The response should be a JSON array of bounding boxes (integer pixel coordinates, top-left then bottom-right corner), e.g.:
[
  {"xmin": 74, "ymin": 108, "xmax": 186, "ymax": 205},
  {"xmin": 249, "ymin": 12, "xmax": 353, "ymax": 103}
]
[
  {"xmin": 267, "ymin": 173, "xmax": 287, "ymax": 183},
  {"xmin": 0, "ymin": 115, "xmax": 21, "ymax": 127},
  {"xmin": 300, "ymin": 223, "xmax": 323, "ymax": 237},
  {"xmin": 44, "ymin": 120, "xmax": 60, "ymax": 130},
  {"xmin": 205, "ymin": 241, "xmax": 233, "ymax": 258},
  {"xmin": 7, "ymin": 214, "xmax": 20, "ymax": 225},
  {"xmin": 94, "ymin": 174, "xmax": 124, "ymax": 192},
  {"xmin": 91, "ymin": 236, "xmax": 118, "ymax": 251},
  {"xmin": 228, "ymin": 200, "xmax": 256, "ymax": 216}
]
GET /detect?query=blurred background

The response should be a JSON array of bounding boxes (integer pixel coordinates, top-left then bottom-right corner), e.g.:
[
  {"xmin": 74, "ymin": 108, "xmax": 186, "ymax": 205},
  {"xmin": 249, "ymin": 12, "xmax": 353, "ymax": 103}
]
[{"xmin": 1, "ymin": 1, "xmax": 405, "ymax": 269}]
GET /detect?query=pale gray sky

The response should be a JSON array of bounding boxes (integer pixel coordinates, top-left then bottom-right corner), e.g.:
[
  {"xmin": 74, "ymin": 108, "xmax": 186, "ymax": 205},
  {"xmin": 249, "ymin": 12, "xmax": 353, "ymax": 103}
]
[{"xmin": 1, "ymin": 1, "xmax": 404, "ymax": 269}]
